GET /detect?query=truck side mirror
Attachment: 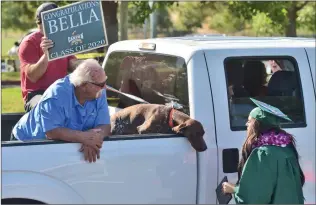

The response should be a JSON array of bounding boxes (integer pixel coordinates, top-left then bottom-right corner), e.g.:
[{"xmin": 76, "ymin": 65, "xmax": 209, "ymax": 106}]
[{"xmin": 222, "ymin": 148, "xmax": 239, "ymax": 173}]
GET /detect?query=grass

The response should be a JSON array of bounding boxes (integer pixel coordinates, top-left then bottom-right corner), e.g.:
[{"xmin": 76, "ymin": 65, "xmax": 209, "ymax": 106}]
[
  {"xmin": 1, "ymin": 72, "xmax": 20, "ymax": 81},
  {"xmin": 1, "ymin": 29, "xmax": 24, "ymax": 55},
  {"xmin": 1, "ymin": 87, "xmax": 25, "ymax": 113},
  {"xmin": 1, "ymin": 36, "xmax": 19, "ymax": 56}
]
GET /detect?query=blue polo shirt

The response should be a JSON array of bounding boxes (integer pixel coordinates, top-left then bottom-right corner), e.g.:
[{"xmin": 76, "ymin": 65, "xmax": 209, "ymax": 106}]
[{"xmin": 12, "ymin": 75, "xmax": 110, "ymax": 141}]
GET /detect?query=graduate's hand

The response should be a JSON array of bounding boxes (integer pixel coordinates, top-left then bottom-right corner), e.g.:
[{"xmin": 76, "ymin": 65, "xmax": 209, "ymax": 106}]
[{"xmin": 222, "ymin": 182, "xmax": 235, "ymax": 194}]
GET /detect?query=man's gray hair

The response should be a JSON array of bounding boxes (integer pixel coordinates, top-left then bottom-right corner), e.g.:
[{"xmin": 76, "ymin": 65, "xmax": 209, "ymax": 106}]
[{"xmin": 69, "ymin": 59, "xmax": 102, "ymax": 86}]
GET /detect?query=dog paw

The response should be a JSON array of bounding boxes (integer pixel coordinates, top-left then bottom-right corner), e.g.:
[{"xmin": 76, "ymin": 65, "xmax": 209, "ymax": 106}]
[
  {"xmin": 137, "ymin": 125, "xmax": 150, "ymax": 134},
  {"xmin": 137, "ymin": 126, "xmax": 143, "ymax": 134}
]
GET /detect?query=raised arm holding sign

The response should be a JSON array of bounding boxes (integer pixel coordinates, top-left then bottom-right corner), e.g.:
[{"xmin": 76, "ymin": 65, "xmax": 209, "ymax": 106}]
[{"xmin": 18, "ymin": 2, "xmax": 80, "ymax": 113}]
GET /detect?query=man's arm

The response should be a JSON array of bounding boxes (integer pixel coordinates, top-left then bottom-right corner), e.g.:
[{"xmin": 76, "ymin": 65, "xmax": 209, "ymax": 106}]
[
  {"xmin": 46, "ymin": 127, "xmax": 86, "ymax": 143},
  {"xmin": 39, "ymin": 98, "xmax": 102, "ymax": 150},
  {"xmin": 39, "ymin": 98, "xmax": 85, "ymax": 142},
  {"xmin": 94, "ymin": 124, "xmax": 111, "ymax": 138},
  {"xmin": 24, "ymin": 54, "xmax": 49, "ymax": 83},
  {"xmin": 19, "ymin": 37, "xmax": 53, "ymax": 83}
]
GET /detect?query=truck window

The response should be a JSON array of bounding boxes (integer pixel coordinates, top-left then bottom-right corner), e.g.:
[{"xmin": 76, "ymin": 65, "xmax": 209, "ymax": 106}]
[
  {"xmin": 104, "ymin": 52, "xmax": 190, "ymax": 115},
  {"xmin": 224, "ymin": 57, "xmax": 306, "ymax": 131}
]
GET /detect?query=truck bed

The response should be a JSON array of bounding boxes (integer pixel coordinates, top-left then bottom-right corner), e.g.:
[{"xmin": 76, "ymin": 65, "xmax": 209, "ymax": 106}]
[{"xmin": 2, "ymin": 133, "xmax": 199, "ymax": 204}]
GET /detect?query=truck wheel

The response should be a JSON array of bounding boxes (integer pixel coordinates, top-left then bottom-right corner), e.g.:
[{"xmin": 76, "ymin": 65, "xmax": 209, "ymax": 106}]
[{"xmin": 2, "ymin": 198, "xmax": 45, "ymax": 204}]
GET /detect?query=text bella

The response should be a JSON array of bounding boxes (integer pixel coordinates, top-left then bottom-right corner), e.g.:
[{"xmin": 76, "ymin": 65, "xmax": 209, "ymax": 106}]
[{"xmin": 44, "ymin": 8, "xmax": 100, "ymax": 34}]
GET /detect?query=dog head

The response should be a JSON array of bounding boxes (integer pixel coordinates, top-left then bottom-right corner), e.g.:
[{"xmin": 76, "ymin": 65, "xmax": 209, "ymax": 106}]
[{"xmin": 172, "ymin": 119, "xmax": 207, "ymax": 152}]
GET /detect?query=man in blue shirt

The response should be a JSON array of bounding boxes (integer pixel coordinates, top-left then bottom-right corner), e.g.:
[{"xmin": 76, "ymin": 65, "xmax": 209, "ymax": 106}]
[{"xmin": 12, "ymin": 59, "xmax": 111, "ymax": 162}]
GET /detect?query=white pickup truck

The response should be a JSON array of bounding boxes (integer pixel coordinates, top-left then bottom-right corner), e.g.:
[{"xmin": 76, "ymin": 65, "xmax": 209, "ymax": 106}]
[{"xmin": 2, "ymin": 36, "xmax": 315, "ymax": 204}]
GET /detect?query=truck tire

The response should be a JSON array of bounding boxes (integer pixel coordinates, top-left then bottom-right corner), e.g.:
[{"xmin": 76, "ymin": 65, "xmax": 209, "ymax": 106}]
[{"xmin": 2, "ymin": 198, "xmax": 45, "ymax": 204}]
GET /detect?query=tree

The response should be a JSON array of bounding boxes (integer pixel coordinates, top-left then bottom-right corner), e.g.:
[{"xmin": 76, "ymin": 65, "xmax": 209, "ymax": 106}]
[
  {"xmin": 297, "ymin": 2, "xmax": 316, "ymax": 36},
  {"xmin": 101, "ymin": 1, "xmax": 118, "ymax": 48},
  {"xmin": 206, "ymin": 2, "xmax": 246, "ymax": 34},
  {"xmin": 227, "ymin": 1, "xmax": 311, "ymax": 37},
  {"xmin": 1, "ymin": 1, "xmax": 42, "ymax": 31},
  {"xmin": 251, "ymin": 12, "xmax": 282, "ymax": 37},
  {"xmin": 128, "ymin": 1, "xmax": 175, "ymax": 26},
  {"xmin": 170, "ymin": 2, "xmax": 207, "ymax": 32}
]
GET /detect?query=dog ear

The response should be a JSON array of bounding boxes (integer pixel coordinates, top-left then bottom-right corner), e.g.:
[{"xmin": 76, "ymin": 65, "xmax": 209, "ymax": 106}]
[{"xmin": 172, "ymin": 123, "xmax": 187, "ymax": 134}]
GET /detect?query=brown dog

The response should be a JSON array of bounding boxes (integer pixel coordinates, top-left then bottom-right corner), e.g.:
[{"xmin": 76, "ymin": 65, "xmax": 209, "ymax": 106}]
[{"xmin": 110, "ymin": 104, "xmax": 207, "ymax": 152}]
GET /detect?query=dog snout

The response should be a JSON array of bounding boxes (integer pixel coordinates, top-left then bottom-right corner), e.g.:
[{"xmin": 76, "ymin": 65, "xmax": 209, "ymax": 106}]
[
  {"xmin": 198, "ymin": 139, "xmax": 208, "ymax": 152},
  {"xmin": 187, "ymin": 133, "xmax": 207, "ymax": 152}
]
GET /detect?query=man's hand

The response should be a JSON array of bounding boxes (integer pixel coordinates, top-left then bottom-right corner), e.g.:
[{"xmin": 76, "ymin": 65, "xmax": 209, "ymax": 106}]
[
  {"xmin": 81, "ymin": 128, "xmax": 104, "ymax": 151},
  {"xmin": 79, "ymin": 144, "xmax": 100, "ymax": 163},
  {"xmin": 23, "ymin": 37, "xmax": 52, "ymax": 83},
  {"xmin": 40, "ymin": 37, "xmax": 54, "ymax": 56}
]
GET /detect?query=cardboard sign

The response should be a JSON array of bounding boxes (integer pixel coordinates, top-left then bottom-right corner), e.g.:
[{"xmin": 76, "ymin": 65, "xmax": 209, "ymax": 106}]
[{"xmin": 41, "ymin": 0, "xmax": 108, "ymax": 61}]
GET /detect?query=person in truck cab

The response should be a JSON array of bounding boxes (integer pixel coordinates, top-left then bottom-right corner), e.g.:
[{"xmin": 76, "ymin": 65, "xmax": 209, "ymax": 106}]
[
  {"xmin": 243, "ymin": 61, "xmax": 268, "ymax": 97},
  {"xmin": 225, "ymin": 59, "xmax": 249, "ymax": 98},
  {"xmin": 11, "ymin": 59, "xmax": 111, "ymax": 163},
  {"xmin": 269, "ymin": 59, "xmax": 283, "ymax": 74},
  {"xmin": 222, "ymin": 99, "xmax": 305, "ymax": 204},
  {"xmin": 19, "ymin": 2, "xmax": 80, "ymax": 112}
]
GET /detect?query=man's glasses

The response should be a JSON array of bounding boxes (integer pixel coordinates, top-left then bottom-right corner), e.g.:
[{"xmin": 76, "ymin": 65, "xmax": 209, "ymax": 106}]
[{"xmin": 87, "ymin": 76, "xmax": 108, "ymax": 88}]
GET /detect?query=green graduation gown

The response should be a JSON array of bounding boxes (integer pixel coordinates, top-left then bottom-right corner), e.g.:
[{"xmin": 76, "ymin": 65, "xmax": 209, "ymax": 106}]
[{"xmin": 233, "ymin": 145, "xmax": 304, "ymax": 204}]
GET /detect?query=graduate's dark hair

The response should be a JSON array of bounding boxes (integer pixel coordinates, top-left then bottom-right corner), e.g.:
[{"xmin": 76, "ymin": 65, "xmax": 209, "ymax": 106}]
[{"xmin": 237, "ymin": 118, "xmax": 305, "ymax": 187}]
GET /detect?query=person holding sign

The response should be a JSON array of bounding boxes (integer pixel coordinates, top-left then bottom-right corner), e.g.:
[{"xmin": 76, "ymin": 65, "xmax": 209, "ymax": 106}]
[
  {"xmin": 222, "ymin": 98, "xmax": 305, "ymax": 204},
  {"xmin": 11, "ymin": 59, "xmax": 110, "ymax": 163},
  {"xmin": 18, "ymin": 2, "xmax": 80, "ymax": 112}
]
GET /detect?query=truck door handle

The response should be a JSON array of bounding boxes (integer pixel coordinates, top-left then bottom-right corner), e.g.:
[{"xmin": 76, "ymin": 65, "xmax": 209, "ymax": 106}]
[{"xmin": 222, "ymin": 148, "xmax": 239, "ymax": 173}]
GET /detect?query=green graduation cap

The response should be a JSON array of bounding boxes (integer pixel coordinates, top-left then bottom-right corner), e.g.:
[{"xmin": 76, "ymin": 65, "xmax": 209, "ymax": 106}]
[{"xmin": 249, "ymin": 98, "xmax": 292, "ymax": 126}]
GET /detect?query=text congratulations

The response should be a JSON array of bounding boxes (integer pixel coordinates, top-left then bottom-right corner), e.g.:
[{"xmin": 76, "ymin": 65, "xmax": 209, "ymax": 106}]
[{"xmin": 43, "ymin": 1, "xmax": 100, "ymax": 34}]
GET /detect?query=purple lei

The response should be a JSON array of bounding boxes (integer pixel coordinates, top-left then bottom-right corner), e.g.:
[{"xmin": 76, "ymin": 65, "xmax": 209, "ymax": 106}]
[{"xmin": 252, "ymin": 130, "xmax": 292, "ymax": 149}]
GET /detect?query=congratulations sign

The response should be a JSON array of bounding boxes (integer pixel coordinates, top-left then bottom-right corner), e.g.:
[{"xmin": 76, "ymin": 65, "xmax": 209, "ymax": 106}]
[{"xmin": 41, "ymin": 0, "xmax": 108, "ymax": 61}]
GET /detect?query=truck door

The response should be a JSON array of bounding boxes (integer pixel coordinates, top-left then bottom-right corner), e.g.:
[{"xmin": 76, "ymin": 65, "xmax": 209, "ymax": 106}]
[
  {"xmin": 304, "ymin": 47, "xmax": 316, "ymax": 93},
  {"xmin": 205, "ymin": 47, "xmax": 315, "ymax": 204}
]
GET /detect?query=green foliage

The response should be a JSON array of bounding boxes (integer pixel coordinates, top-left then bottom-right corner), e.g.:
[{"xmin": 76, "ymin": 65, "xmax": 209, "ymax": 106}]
[
  {"xmin": 170, "ymin": 2, "xmax": 207, "ymax": 31},
  {"xmin": 251, "ymin": 12, "xmax": 283, "ymax": 36},
  {"xmin": 207, "ymin": 2, "xmax": 246, "ymax": 34},
  {"xmin": 228, "ymin": 1, "xmax": 291, "ymax": 25},
  {"xmin": 1, "ymin": 1, "xmax": 37, "ymax": 31},
  {"xmin": 1, "ymin": 0, "xmax": 314, "ymax": 39},
  {"xmin": 227, "ymin": 1, "xmax": 312, "ymax": 36},
  {"xmin": 128, "ymin": 1, "xmax": 176, "ymax": 25},
  {"xmin": 156, "ymin": 7, "xmax": 173, "ymax": 33},
  {"xmin": 1, "ymin": 32, "xmax": 22, "ymax": 54},
  {"xmin": 1, "ymin": 1, "xmax": 76, "ymax": 31},
  {"xmin": 128, "ymin": 1, "xmax": 152, "ymax": 26},
  {"xmin": 1, "ymin": 1, "xmax": 176, "ymax": 33},
  {"xmin": 297, "ymin": 2, "xmax": 316, "ymax": 32}
]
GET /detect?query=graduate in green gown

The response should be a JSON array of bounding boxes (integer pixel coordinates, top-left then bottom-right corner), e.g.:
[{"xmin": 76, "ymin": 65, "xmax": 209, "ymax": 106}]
[{"xmin": 222, "ymin": 98, "xmax": 305, "ymax": 204}]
